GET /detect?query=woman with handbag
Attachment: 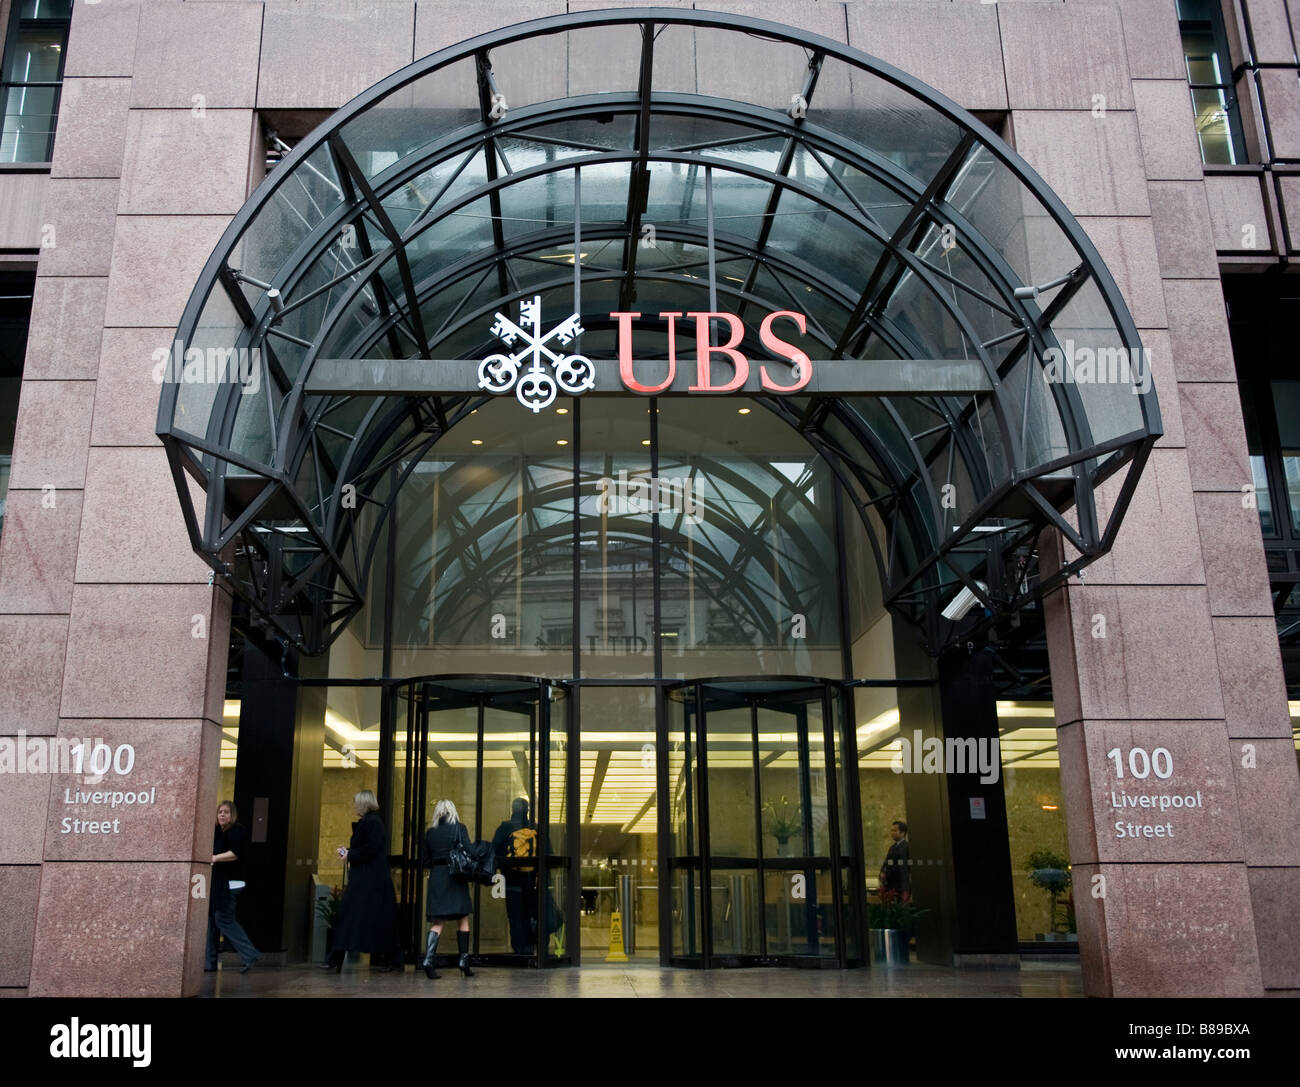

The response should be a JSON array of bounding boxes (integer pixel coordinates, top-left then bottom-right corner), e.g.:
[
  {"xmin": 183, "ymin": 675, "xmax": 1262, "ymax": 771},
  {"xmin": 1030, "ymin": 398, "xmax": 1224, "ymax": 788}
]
[{"xmin": 420, "ymin": 799, "xmax": 475, "ymax": 979}]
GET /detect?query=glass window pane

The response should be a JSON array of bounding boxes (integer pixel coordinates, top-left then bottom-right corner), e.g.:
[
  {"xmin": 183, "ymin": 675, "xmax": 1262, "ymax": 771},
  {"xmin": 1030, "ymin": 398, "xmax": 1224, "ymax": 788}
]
[
  {"xmin": 385, "ymin": 397, "xmax": 576, "ymax": 678},
  {"xmin": 3, "ymin": 28, "xmax": 64, "ymax": 83},
  {"xmin": 577, "ymin": 687, "xmax": 659, "ymax": 960},
  {"xmin": 1239, "ymin": 380, "xmax": 1277, "ymax": 537},
  {"xmin": 19, "ymin": 1, "xmax": 74, "ymax": 19},
  {"xmin": 764, "ymin": 868, "xmax": 836, "ymax": 956},
  {"xmin": 578, "ymin": 399, "xmax": 654, "ymax": 679},
  {"xmin": 1, "ymin": 84, "xmax": 57, "ymax": 162},
  {"xmin": 712, "ymin": 869, "xmax": 760, "ymax": 955},
  {"xmin": 997, "ymin": 700, "xmax": 1075, "ymax": 943},
  {"xmin": 1271, "ymin": 380, "xmax": 1300, "ymax": 534},
  {"xmin": 704, "ymin": 703, "xmax": 756, "ymax": 857},
  {"xmin": 1189, "ymin": 87, "xmax": 1237, "ymax": 164},
  {"xmin": 478, "ymin": 702, "xmax": 537, "ymax": 954}
]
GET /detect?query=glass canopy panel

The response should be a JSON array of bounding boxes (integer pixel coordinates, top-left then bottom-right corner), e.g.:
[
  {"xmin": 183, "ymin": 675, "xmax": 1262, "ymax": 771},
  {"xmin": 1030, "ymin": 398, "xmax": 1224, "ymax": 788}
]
[
  {"xmin": 942, "ymin": 143, "xmax": 1083, "ymax": 297},
  {"xmin": 159, "ymin": 7, "xmax": 1159, "ymax": 656},
  {"xmin": 764, "ymin": 188, "xmax": 881, "ymax": 299},
  {"xmin": 651, "ymin": 24, "xmax": 823, "ymax": 112},
  {"xmin": 515, "ymin": 115, "xmax": 638, "ymax": 154},
  {"xmin": 172, "ymin": 285, "xmax": 245, "ymax": 445},
  {"xmin": 821, "ymin": 58, "xmax": 963, "ymax": 187},
  {"xmin": 336, "ymin": 57, "xmax": 481, "ymax": 180},
  {"xmin": 238, "ymin": 142, "xmax": 347, "ymax": 292},
  {"xmin": 497, "ymin": 25, "xmax": 645, "ymax": 107},
  {"xmin": 498, "ymin": 168, "xmax": 577, "ymax": 244}
]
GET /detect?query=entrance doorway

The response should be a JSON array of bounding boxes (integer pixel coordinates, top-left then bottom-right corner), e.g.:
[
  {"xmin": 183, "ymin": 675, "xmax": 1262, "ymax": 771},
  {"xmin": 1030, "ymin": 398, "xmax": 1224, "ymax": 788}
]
[
  {"xmin": 387, "ymin": 676, "xmax": 570, "ymax": 968},
  {"xmin": 668, "ymin": 680, "xmax": 862, "ymax": 967},
  {"xmin": 366, "ymin": 674, "xmax": 865, "ymax": 967}
]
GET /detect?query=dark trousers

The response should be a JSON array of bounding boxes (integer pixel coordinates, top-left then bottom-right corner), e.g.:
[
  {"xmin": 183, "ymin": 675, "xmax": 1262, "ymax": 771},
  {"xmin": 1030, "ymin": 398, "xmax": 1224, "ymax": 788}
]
[
  {"xmin": 505, "ymin": 876, "xmax": 538, "ymax": 955},
  {"xmin": 206, "ymin": 886, "xmax": 259, "ymax": 969}
]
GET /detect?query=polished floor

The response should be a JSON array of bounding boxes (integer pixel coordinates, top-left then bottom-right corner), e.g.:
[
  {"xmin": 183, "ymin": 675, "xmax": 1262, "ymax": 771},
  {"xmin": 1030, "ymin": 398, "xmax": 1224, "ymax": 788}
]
[{"xmin": 200, "ymin": 957, "xmax": 1084, "ymax": 998}]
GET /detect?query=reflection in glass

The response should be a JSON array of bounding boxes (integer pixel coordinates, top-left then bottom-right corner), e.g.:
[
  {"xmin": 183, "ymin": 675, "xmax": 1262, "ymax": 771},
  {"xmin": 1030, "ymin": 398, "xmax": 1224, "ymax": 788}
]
[
  {"xmin": 577, "ymin": 687, "xmax": 659, "ymax": 958},
  {"xmin": 1271, "ymin": 381, "xmax": 1300, "ymax": 535}
]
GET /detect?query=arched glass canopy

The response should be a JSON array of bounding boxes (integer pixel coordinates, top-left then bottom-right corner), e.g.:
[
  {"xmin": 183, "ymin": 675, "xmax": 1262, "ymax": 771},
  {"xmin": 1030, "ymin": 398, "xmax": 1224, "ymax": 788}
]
[{"xmin": 158, "ymin": 8, "xmax": 1161, "ymax": 656}]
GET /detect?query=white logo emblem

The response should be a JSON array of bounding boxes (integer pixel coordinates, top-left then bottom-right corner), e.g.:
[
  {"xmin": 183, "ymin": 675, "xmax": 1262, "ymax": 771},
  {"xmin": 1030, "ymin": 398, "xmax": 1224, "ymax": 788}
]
[{"xmin": 478, "ymin": 295, "xmax": 595, "ymax": 412}]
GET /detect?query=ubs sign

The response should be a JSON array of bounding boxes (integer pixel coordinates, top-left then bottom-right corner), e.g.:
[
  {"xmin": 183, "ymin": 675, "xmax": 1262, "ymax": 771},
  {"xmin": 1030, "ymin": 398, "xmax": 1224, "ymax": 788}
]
[{"xmin": 478, "ymin": 295, "xmax": 810, "ymax": 412}]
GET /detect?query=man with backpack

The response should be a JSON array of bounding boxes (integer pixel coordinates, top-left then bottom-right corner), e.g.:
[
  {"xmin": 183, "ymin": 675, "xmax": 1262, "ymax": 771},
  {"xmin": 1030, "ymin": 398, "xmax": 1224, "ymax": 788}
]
[{"xmin": 491, "ymin": 797, "xmax": 539, "ymax": 957}]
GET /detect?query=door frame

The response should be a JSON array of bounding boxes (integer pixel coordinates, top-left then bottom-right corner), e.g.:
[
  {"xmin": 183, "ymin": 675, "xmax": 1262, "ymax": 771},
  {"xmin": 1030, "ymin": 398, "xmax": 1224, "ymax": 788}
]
[{"xmin": 664, "ymin": 675, "xmax": 865, "ymax": 968}]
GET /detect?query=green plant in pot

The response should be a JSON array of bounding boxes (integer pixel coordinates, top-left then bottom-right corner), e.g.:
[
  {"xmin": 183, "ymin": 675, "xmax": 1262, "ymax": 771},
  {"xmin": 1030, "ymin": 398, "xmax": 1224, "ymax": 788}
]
[
  {"xmin": 315, "ymin": 884, "xmax": 342, "ymax": 951},
  {"xmin": 762, "ymin": 796, "xmax": 801, "ymax": 855},
  {"xmin": 1026, "ymin": 849, "xmax": 1072, "ymax": 938}
]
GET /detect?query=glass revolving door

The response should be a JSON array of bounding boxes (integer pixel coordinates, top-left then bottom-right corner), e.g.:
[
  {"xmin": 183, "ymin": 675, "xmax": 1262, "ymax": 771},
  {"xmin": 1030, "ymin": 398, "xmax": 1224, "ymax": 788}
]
[
  {"xmin": 667, "ymin": 679, "xmax": 863, "ymax": 967},
  {"xmin": 390, "ymin": 676, "xmax": 570, "ymax": 968}
]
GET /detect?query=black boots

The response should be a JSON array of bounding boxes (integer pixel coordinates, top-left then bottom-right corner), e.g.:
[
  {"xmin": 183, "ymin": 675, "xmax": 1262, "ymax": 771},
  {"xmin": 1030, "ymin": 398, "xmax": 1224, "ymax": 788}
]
[
  {"xmin": 457, "ymin": 930, "xmax": 474, "ymax": 977},
  {"xmin": 319, "ymin": 950, "xmax": 343, "ymax": 973},
  {"xmin": 423, "ymin": 929, "xmax": 441, "ymax": 979}
]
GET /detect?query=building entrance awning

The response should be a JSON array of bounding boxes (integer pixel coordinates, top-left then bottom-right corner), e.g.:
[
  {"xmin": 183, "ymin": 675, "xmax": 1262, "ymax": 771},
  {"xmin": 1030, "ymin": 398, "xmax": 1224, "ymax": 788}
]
[{"xmin": 157, "ymin": 7, "xmax": 1161, "ymax": 654}]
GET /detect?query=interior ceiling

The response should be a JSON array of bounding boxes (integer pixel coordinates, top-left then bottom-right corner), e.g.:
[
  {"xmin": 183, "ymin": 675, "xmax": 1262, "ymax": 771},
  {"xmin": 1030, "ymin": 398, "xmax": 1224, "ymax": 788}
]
[{"xmin": 159, "ymin": 8, "xmax": 1161, "ymax": 657}]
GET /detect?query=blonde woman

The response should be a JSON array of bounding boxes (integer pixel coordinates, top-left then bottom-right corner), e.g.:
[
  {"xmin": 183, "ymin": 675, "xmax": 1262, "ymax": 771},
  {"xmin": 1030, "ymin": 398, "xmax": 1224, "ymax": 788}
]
[
  {"xmin": 420, "ymin": 799, "xmax": 474, "ymax": 979},
  {"xmin": 321, "ymin": 790, "xmax": 403, "ymax": 973}
]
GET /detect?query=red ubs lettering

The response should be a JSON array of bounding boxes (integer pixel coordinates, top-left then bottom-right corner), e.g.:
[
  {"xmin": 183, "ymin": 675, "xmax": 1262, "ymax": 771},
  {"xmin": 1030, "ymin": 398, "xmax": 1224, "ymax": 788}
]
[{"xmin": 610, "ymin": 310, "xmax": 811, "ymax": 395}]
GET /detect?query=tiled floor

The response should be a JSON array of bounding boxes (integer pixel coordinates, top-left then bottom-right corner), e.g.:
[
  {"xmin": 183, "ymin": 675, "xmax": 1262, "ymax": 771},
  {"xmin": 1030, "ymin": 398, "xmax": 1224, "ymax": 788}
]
[{"xmin": 201, "ymin": 958, "xmax": 1084, "ymax": 998}]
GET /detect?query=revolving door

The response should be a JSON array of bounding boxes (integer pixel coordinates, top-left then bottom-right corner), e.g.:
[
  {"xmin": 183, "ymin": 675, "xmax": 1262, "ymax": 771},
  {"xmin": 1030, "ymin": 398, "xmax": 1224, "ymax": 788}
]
[
  {"xmin": 388, "ymin": 676, "xmax": 570, "ymax": 968},
  {"xmin": 667, "ymin": 679, "xmax": 865, "ymax": 967}
]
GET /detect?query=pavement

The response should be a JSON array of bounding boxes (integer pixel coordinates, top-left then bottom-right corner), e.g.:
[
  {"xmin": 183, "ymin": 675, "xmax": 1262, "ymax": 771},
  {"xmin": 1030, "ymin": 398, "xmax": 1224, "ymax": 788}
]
[{"xmin": 199, "ymin": 957, "xmax": 1084, "ymax": 998}]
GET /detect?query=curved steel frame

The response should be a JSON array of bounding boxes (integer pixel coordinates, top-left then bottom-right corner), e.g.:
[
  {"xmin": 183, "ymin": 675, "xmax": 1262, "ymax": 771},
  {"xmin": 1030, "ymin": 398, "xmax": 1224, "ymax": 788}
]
[{"xmin": 158, "ymin": 7, "xmax": 1162, "ymax": 656}]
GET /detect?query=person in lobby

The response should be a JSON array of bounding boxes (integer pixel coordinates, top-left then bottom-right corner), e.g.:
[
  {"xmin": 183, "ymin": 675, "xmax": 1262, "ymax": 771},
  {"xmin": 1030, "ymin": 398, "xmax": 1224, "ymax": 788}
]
[
  {"xmin": 320, "ymin": 789, "xmax": 404, "ymax": 973},
  {"xmin": 205, "ymin": 800, "xmax": 260, "ymax": 974},
  {"xmin": 879, "ymin": 819, "xmax": 911, "ymax": 897},
  {"xmin": 491, "ymin": 796, "xmax": 539, "ymax": 957},
  {"xmin": 421, "ymin": 799, "xmax": 475, "ymax": 979}
]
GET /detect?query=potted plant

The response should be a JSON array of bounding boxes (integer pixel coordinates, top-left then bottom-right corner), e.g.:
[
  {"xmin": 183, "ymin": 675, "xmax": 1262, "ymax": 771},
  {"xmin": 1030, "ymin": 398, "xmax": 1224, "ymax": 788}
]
[
  {"xmin": 868, "ymin": 889, "xmax": 926, "ymax": 964},
  {"xmin": 315, "ymin": 884, "xmax": 342, "ymax": 954},
  {"xmin": 1026, "ymin": 849, "xmax": 1073, "ymax": 941},
  {"xmin": 762, "ymin": 796, "xmax": 801, "ymax": 856}
]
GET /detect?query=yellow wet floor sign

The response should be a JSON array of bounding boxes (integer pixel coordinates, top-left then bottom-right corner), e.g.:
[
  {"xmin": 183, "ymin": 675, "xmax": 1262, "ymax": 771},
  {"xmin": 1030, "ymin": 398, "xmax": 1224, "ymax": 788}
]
[{"xmin": 606, "ymin": 911, "xmax": 628, "ymax": 962}]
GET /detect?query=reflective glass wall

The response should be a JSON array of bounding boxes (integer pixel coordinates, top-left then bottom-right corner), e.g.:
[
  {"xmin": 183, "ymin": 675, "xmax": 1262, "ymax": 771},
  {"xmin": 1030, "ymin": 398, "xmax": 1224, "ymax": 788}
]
[
  {"xmin": 328, "ymin": 394, "xmax": 881, "ymax": 684},
  {"xmin": 310, "ymin": 392, "xmax": 906, "ymax": 965}
]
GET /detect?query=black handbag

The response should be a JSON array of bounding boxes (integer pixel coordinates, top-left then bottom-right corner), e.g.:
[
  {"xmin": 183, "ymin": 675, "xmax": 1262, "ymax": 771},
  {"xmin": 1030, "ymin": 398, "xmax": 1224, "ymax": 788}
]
[{"xmin": 448, "ymin": 831, "xmax": 497, "ymax": 886}]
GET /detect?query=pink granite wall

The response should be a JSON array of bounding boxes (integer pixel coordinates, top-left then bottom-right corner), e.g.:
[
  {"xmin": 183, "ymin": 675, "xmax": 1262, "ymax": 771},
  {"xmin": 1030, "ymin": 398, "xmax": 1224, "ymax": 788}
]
[{"xmin": 0, "ymin": 0, "xmax": 1294, "ymax": 997}]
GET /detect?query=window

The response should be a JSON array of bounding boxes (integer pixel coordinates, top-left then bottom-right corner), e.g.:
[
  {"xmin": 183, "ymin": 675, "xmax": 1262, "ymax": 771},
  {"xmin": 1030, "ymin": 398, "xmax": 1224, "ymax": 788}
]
[
  {"xmin": 1177, "ymin": 0, "xmax": 1247, "ymax": 164},
  {"xmin": 0, "ymin": 0, "xmax": 73, "ymax": 164}
]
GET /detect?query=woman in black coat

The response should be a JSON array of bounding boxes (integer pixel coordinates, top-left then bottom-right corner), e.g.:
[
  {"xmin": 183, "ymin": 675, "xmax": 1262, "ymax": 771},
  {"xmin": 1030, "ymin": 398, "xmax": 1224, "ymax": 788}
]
[
  {"xmin": 420, "ymin": 799, "xmax": 474, "ymax": 979},
  {"xmin": 321, "ymin": 790, "xmax": 403, "ymax": 972}
]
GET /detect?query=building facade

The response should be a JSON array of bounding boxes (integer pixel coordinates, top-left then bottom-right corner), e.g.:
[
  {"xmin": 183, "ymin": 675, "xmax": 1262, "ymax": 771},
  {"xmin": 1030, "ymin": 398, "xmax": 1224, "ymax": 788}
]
[{"xmin": 0, "ymin": 0, "xmax": 1297, "ymax": 998}]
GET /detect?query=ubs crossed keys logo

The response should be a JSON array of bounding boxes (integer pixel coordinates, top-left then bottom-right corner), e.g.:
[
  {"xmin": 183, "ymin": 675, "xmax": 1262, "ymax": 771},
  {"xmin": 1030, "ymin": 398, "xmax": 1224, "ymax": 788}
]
[{"xmin": 477, "ymin": 295, "xmax": 595, "ymax": 412}]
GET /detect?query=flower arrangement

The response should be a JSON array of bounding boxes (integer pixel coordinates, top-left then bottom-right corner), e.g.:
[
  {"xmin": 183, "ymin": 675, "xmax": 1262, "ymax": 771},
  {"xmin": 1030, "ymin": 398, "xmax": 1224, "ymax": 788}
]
[
  {"xmin": 762, "ymin": 795, "xmax": 800, "ymax": 844},
  {"xmin": 868, "ymin": 888, "xmax": 927, "ymax": 931}
]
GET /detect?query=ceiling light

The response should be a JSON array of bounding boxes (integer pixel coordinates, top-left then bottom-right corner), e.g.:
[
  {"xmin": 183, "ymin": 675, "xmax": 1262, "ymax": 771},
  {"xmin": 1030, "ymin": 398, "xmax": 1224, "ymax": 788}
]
[
  {"xmin": 738, "ymin": 407, "xmax": 751, "ymax": 415},
  {"xmin": 556, "ymin": 439, "xmax": 568, "ymax": 446},
  {"xmin": 471, "ymin": 439, "xmax": 483, "ymax": 446},
  {"xmin": 556, "ymin": 407, "xmax": 568, "ymax": 415},
  {"xmin": 641, "ymin": 439, "xmax": 651, "ymax": 446}
]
